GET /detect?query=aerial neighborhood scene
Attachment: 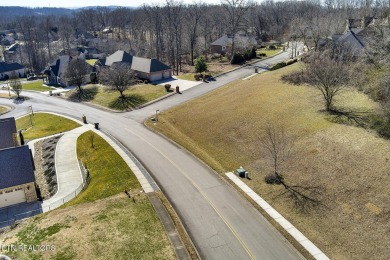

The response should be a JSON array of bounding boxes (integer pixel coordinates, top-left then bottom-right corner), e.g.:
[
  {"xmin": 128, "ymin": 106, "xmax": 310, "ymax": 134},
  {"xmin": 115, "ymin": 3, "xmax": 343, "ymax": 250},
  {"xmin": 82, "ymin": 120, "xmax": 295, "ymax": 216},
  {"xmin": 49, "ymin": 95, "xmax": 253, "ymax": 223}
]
[{"xmin": 0, "ymin": 0, "xmax": 390, "ymax": 259}]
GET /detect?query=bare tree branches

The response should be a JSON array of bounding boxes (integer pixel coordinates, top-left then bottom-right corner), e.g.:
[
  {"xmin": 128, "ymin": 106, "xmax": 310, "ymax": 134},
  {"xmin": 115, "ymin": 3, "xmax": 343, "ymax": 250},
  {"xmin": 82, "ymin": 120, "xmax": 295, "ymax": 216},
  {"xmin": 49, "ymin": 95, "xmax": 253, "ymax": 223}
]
[
  {"xmin": 64, "ymin": 58, "xmax": 91, "ymax": 94},
  {"xmin": 305, "ymin": 52, "xmax": 351, "ymax": 111},
  {"xmin": 99, "ymin": 63, "xmax": 137, "ymax": 99},
  {"xmin": 9, "ymin": 72, "xmax": 23, "ymax": 99}
]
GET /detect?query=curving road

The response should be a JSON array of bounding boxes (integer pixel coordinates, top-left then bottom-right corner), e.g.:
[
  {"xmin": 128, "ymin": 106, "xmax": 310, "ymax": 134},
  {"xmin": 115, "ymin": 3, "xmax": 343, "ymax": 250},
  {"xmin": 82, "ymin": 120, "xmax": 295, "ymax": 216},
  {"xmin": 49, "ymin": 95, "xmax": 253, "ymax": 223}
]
[{"xmin": 1, "ymin": 48, "xmax": 305, "ymax": 259}]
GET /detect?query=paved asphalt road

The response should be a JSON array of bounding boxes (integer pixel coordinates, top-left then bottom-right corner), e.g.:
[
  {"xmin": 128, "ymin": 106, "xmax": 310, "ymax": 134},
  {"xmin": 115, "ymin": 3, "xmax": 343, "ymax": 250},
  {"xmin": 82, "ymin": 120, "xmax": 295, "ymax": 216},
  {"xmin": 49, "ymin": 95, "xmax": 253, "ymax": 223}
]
[{"xmin": 0, "ymin": 47, "xmax": 306, "ymax": 259}]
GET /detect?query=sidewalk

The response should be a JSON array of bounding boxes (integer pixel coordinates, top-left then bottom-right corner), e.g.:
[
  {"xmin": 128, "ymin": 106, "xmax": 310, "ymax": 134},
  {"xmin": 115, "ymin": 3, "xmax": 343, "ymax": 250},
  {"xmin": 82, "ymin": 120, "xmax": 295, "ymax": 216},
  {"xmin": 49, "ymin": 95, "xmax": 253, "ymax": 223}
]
[
  {"xmin": 226, "ymin": 172, "xmax": 329, "ymax": 260},
  {"xmin": 41, "ymin": 125, "xmax": 90, "ymax": 212}
]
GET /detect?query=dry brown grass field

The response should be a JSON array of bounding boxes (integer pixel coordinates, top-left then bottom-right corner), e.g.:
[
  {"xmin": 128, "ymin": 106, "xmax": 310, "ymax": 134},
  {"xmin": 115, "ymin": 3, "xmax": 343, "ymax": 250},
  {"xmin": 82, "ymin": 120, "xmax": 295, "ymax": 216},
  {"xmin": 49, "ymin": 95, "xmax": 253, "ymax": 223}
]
[
  {"xmin": 147, "ymin": 63, "xmax": 390, "ymax": 259},
  {"xmin": 0, "ymin": 194, "xmax": 175, "ymax": 260}
]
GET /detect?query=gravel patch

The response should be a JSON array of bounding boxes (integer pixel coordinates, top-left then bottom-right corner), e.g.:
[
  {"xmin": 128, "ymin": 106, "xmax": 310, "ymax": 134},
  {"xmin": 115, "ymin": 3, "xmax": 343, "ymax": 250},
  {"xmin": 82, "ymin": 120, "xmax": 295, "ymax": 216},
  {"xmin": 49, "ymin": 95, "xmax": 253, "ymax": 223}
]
[{"xmin": 34, "ymin": 135, "xmax": 62, "ymax": 200}]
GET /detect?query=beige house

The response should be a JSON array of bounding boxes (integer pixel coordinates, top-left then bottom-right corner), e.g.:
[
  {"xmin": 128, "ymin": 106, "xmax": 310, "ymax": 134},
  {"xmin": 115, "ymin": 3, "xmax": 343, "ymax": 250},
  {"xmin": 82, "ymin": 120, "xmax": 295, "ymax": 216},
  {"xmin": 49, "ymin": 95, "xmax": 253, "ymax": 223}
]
[
  {"xmin": 0, "ymin": 146, "xmax": 37, "ymax": 208},
  {"xmin": 99, "ymin": 50, "xmax": 172, "ymax": 82},
  {"xmin": 0, "ymin": 117, "xmax": 37, "ymax": 208}
]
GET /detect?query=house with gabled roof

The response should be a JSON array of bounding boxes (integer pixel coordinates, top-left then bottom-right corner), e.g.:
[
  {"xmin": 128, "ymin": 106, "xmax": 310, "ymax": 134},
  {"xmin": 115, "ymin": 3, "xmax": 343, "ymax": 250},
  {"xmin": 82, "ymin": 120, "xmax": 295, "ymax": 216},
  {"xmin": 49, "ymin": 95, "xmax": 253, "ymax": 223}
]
[
  {"xmin": 98, "ymin": 50, "xmax": 172, "ymax": 82},
  {"xmin": 42, "ymin": 55, "xmax": 70, "ymax": 86},
  {"xmin": 0, "ymin": 117, "xmax": 18, "ymax": 149},
  {"xmin": 0, "ymin": 146, "xmax": 37, "ymax": 208},
  {"xmin": 210, "ymin": 31, "xmax": 258, "ymax": 55},
  {"xmin": 0, "ymin": 117, "xmax": 37, "ymax": 208},
  {"xmin": 0, "ymin": 61, "xmax": 25, "ymax": 80},
  {"xmin": 43, "ymin": 55, "xmax": 94, "ymax": 86}
]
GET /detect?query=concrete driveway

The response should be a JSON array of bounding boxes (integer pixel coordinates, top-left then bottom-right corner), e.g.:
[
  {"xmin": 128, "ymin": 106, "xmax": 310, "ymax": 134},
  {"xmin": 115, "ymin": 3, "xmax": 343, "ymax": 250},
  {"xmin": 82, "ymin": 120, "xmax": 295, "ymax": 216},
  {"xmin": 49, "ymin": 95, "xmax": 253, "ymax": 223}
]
[{"xmin": 156, "ymin": 76, "xmax": 202, "ymax": 92}]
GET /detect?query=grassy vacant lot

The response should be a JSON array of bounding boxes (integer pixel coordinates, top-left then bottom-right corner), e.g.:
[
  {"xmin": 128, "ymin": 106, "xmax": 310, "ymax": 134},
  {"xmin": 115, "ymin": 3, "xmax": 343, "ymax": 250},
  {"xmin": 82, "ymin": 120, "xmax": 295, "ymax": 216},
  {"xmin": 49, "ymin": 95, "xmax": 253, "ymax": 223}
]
[
  {"xmin": 148, "ymin": 63, "xmax": 390, "ymax": 259},
  {"xmin": 22, "ymin": 81, "xmax": 54, "ymax": 92},
  {"xmin": 0, "ymin": 194, "xmax": 175, "ymax": 260},
  {"xmin": 65, "ymin": 84, "xmax": 167, "ymax": 111},
  {"xmin": 16, "ymin": 113, "xmax": 80, "ymax": 140},
  {"xmin": 68, "ymin": 131, "xmax": 141, "ymax": 205}
]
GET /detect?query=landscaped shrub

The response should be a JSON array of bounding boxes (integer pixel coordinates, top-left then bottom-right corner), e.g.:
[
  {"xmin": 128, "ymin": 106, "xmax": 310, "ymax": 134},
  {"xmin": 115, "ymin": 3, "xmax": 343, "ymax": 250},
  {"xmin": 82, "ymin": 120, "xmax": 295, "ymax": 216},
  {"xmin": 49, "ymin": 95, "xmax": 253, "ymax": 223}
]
[
  {"xmin": 281, "ymin": 69, "xmax": 307, "ymax": 85},
  {"xmin": 244, "ymin": 50, "xmax": 252, "ymax": 60},
  {"xmin": 269, "ymin": 62, "xmax": 287, "ymax": 71},
  {"xmin": 269, "ymin": 45, "xmax": 276, "ymax": 50},
  {"xmin": 195, "ymin": 55, "xmax": 207, "ymax": 73},
  {"xmin": 251, "ymin": 47, "xmax": 257, "ymax": 59},
  {"xmin": 286, "ymin": 59, "xmax": 298, "ymax": 65},
  {"xmin": 231, "ymin": 52, "xmax": 245, "ymax": 64},
  {"xmin": 164, "ymin": 84, "xmax": 171, "ymax": 92},
  {"xmin": 259, "ymin": 53, "xmax": 266, "ymax": 57},
  {"xmin": 369, "ymin": 115, "xmax": 390, "ymax": 139}
]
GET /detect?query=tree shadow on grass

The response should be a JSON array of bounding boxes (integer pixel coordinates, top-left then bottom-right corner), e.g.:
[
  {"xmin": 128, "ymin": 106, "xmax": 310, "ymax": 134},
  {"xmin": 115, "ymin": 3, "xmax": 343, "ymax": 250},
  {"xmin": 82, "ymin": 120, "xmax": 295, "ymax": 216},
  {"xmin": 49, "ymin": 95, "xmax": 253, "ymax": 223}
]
[
  {"xmin": 325, "ymin": 107, "xmax": 372, "ymax": 127},
  {"xmin": 68, "ymin": 86, "xmax": 98, "ymax": 102},
  {"xmin": 271, "ymin": 181, "xmax": 328, "ymax": 213},
  {"xmin": 109, "ymin": 94, "xmax": 146, "ymax": 111}
]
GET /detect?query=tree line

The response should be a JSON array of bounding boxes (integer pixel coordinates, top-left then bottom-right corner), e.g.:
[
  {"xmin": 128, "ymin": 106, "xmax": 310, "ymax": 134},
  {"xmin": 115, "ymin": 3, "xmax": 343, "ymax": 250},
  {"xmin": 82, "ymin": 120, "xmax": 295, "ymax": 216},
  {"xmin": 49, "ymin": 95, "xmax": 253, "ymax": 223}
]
[{"xmin": 1, "ymin": 0, "xmax": 389, "ymax": 73}]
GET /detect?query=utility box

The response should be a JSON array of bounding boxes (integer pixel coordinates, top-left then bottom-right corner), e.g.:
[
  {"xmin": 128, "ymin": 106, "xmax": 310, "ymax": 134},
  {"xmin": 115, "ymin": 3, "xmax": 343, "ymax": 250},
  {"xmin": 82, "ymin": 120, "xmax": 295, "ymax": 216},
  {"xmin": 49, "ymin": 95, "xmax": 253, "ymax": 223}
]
[
  {"xmin": 82, "ymin": 115, "xmax": 87, "ymax": 124},
  {"xmin": 236, "ymin": 166, "xmax": 248, "ymax": 178}
]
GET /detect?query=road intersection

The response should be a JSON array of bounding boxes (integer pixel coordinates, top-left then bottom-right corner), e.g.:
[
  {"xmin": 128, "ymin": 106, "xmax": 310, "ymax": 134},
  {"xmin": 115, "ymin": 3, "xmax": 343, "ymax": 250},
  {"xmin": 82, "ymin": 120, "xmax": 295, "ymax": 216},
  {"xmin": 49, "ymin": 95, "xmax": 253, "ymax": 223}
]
[{"xmin": 1, "ymin": 47, "xmax": 306, "ymax": 259}]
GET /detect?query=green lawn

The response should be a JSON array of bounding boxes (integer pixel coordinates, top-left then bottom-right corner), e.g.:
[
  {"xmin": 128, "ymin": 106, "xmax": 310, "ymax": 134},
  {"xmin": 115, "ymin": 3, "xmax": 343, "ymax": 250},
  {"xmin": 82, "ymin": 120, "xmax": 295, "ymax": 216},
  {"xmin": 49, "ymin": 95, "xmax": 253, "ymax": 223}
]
[
  {"xmin": 257, "ymin": 48, "xmax": 282, "ymax": 57},
  {"xmin": 0, "ymin": 105, "xmax": 9, "ymax": 114},
  {"xmin": 22, "ymin": 81, "xmax": 54, "ymax": 92},
  {"xmin": 67, "ymin": 131, "xmax": 141, "ymax": 205},
  {"xmin": 86, "ymin": 59, "xmax": 98, "ymax": 65},
  {"xmin": 147, "ymin": 63, "xmax": 389, "ymax": 259},
  {"xmin": 177, "ymin": 73, "xmax": 197, "ymax": 81},
  {"xmin": 66, "ymin": 84, "xmax": 168, "ymax": 111},
  {"xmin": 16, "ymin": 112, "xmax": 81, "ymax": 140}
]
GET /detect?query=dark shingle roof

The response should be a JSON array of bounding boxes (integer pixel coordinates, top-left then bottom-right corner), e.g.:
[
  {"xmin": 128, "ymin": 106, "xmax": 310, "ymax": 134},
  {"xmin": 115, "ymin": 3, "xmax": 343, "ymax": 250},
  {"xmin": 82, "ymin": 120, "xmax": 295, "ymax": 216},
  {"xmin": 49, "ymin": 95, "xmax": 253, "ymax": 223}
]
[
  {"xmin": 47, "ymin": 55, "xmax": 70, "ymax": 77},
  {"xmin": 0, "ymin": 146, "xmax": 35, "ymax": 189},
  {"xmin": 7, "ymin": 43, "xmax": 19, "ymax": 52},
  {"xmin": 0, "ymin": 117, "xmax": 17, "ymax": 149},
  {"xmin": 0, "ymin": 62, "xmax": 25, "ymax": 73},
  {"xmin": 131, "ymin": 57, "xmax": 171, "ymax": 73},
  {"xmin": 105, "ymin": 50, "xmax": 133, "ymax": 66}
]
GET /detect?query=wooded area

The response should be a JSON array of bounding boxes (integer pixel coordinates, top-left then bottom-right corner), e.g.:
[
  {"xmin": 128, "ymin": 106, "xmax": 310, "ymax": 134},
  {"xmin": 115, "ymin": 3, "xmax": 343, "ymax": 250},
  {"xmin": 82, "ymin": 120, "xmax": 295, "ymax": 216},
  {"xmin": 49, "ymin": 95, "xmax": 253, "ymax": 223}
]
[{"xmin": 1, "ymin": 0, "xmax": 389, "ymax": 73}]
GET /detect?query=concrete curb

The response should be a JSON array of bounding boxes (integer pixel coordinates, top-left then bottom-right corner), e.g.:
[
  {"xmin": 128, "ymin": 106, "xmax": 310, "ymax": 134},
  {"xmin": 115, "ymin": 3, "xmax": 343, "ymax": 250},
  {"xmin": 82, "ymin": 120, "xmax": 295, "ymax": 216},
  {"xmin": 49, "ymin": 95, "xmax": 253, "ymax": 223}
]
[
  {"xmin": 225, "ymin": 172, "xmax": 330, "ymax": 260},
  {"xmin": 148, "ymin": 193, "xmax": 191, "ymax": 260},
  {"xmin": 84, "ymin": 124, "xmax": 156, "ymax": 194},
  {"xmin": 136, "ymin": 91, "xmax": 176, "ymax": 109}
]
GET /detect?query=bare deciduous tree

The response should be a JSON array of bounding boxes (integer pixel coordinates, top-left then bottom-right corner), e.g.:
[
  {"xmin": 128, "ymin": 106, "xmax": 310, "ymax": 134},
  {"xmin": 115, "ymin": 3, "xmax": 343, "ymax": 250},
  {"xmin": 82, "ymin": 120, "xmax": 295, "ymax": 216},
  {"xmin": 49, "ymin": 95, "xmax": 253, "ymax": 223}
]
[
  {"xmin": 64, "ymin": 58, "xmax": 91, "ymax": 94},
  {"xmin": 222, "ymin": 0, "xmax": 253, "ymax": 62},
  {"xmin": 260, "ymin": 123, "xmax": 295, "ymax": 183},
  {"xmin": 260, "ymin": 124, "xmax": 322, "ymax": 212},
  {"xmin": 9, "ymin": 72, "xmax": 22, "ymax": 99},
  {"xmin": 305, "ymin": 53, "xmax": 351, "ymax": 111},
  {"xmin": 99, "ymin": 63, "xmax": 137, "ymax": 99}
]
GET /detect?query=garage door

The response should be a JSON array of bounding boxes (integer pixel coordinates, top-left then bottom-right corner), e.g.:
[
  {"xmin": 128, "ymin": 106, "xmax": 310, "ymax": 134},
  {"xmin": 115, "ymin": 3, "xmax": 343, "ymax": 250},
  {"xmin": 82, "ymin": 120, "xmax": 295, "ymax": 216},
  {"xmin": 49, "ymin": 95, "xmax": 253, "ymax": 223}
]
[
  {"xmin": 0, "ymin": 189, "xmax": 26, "ymax": 208},
  {"xmin": 150, "ymin": 73, "xmax": 163, "ymax": 82},
  {"xmin": 163, "ymin": 71, "xmax": 171, "ymax": 79}
]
